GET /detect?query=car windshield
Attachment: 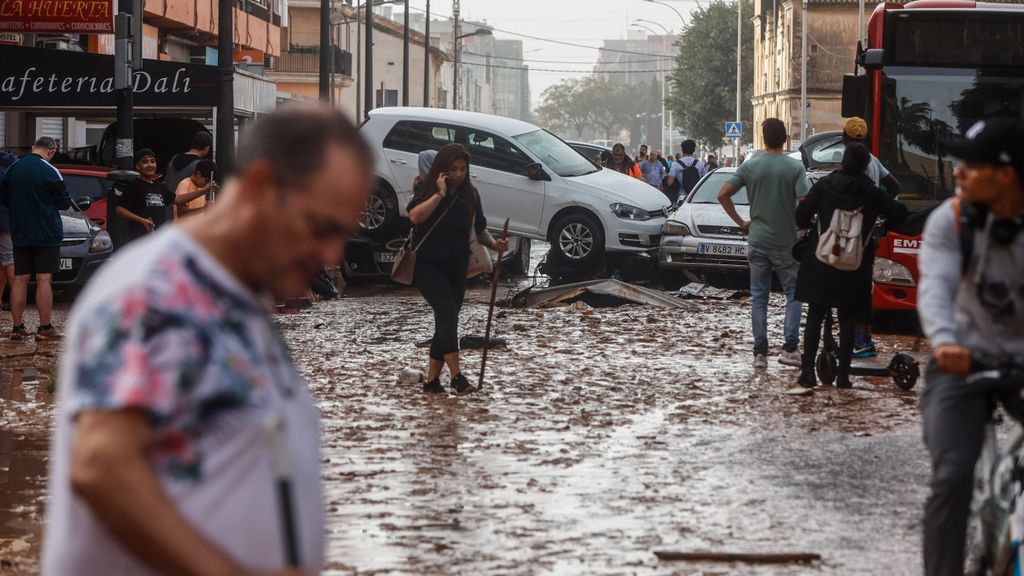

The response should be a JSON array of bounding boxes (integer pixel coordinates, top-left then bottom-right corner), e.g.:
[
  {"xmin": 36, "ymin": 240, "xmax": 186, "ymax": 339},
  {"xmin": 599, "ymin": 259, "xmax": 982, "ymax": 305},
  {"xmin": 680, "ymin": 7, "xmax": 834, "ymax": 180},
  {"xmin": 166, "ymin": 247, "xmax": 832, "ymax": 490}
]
[
  {"xmin": 512, "ymin": 130, "xmax": 598, "ymax": 178},
  {"xmin": 64, "ymin": 174, "xmax": 107, "ymax": 202},
  {"xmin": 687, "ymin": 172, "xmax": 749, "ymax": 205}
]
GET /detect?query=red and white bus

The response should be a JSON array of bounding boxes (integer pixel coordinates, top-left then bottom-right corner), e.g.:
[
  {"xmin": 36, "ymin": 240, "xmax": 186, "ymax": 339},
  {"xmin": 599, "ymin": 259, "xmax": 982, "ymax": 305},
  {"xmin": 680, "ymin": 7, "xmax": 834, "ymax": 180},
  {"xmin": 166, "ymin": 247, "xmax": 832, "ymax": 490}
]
[{"xmin": 841, "ymin": 0, "xmax": 1024, "ymax": 311}]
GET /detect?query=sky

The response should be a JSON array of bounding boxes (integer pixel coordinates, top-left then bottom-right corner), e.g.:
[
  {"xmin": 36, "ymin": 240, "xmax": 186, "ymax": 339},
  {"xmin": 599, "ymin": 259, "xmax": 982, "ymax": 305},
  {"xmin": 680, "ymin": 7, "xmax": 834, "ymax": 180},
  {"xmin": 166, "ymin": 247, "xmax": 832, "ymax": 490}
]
[{"xmin": 398, "ymin": 0, "xmax": 702, "ymax": 108}]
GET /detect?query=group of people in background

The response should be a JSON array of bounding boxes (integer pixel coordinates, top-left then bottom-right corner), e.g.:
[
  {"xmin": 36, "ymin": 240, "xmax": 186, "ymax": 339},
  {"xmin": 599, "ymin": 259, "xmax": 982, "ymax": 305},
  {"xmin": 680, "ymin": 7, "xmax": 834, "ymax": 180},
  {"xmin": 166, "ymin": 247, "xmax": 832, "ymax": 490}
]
[
  {"xmin": 0, "ymin": 130, "xmax": 218, "ymax": 341},
  {"xmin": 115, "ymin": 131, "xmax": 217, "ymax": 245},
  {"xmin": 598, "ymin": 140, "xmax": 724, "ymax": 205},
  {"xmin": 715, "ymin": 116, "xmax": 905, "ymax": 392}
]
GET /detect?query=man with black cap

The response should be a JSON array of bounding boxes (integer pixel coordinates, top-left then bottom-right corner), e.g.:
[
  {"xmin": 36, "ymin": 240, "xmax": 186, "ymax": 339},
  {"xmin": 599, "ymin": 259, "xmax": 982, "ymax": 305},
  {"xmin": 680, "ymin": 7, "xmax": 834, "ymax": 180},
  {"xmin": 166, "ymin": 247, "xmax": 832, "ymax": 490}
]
[
  {"xmin": 918, "ymin": 117, "xmax": 1024, "ymax": 576},
  {"xmin": 116, "ymin": 148, "xmax": 176, "ymax": 244}
]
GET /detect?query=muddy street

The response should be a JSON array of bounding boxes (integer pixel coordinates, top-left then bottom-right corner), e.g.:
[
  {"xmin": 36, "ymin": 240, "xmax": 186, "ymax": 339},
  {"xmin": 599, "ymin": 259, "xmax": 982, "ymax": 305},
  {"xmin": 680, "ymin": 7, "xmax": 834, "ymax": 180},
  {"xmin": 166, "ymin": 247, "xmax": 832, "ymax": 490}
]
[
  {"xmin": 0, "ymin": 284, "xmax": 933, "ymax": 575},
  {"xmin": 283, "ymin": 280, "xmax": 931, "ymax": 575}
]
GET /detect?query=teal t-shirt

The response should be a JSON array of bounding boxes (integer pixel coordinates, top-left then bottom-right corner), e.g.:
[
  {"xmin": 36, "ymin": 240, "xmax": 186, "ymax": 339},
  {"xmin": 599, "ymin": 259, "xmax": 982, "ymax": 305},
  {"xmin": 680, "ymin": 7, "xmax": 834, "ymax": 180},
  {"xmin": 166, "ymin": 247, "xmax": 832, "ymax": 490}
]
[{"xmin": 726, "ymin": 153, "xmax": 808, "ymax": 251}]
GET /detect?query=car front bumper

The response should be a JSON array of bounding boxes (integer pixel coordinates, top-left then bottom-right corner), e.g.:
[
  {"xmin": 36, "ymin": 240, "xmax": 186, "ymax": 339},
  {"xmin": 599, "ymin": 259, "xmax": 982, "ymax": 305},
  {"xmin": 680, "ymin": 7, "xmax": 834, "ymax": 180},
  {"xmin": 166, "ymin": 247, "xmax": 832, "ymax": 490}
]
[
  {"xmin": 606, "ymin": 218, "xmax": 666, "ymax": 254},
  {"xmin": 658, "ymin": 234, "xmax": 750, "ymax": 272}
]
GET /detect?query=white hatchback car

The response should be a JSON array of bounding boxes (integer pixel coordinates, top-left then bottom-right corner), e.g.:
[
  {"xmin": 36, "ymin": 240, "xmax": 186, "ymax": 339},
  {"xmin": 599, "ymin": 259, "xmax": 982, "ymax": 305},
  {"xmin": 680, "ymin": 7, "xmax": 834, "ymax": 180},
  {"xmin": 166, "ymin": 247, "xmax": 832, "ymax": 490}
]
[
  {"xmin": 359, "ymin": 108, "xmax": 671, "ymax": 270},
  {"xmin": 658, "ymin": 168, "xmax": 750, "ymax": 285}
]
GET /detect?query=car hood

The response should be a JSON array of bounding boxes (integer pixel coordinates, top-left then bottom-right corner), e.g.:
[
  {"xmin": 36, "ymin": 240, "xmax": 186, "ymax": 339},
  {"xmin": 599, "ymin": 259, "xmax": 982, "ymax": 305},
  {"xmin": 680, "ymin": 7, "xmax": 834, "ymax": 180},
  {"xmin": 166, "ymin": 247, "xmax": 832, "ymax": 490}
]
[
  {"xmin": 60, "ymin": 211, "xmax": 97, "ymax": 238},
  {"xmin": 669, "ymin": 203, "xmax": 750, "ymax": 230},
  {"xmin": 563, "ymin": 168, "xmax": 671, "ymax": 213}
]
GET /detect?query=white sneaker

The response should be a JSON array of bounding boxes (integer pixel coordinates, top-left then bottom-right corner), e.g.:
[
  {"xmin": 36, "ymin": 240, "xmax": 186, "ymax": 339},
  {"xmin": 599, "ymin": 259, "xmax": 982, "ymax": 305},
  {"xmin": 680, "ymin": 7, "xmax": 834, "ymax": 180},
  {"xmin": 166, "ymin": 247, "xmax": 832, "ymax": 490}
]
[
  {"xmin": 753, "ymin": 354, "xmax": 768, "ymax": 369},
  {"xmin": 778, "ymin": 350, "xmax": 802, "ymax": 367}
]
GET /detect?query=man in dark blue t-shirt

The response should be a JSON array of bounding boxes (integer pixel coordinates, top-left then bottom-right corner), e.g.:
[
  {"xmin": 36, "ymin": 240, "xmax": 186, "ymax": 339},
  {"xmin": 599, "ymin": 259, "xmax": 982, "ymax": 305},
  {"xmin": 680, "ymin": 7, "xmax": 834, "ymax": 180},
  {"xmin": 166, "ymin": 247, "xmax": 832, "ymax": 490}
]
[{"xmin": 0, "ymin": 137, "xmax": 71, "ymax": 340}]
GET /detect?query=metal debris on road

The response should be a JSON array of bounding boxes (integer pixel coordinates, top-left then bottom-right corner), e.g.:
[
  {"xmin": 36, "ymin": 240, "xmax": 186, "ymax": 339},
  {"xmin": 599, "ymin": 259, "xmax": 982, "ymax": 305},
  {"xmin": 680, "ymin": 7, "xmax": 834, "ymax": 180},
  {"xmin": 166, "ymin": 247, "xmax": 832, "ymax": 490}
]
[{"xmin": 511, "ymin": 279, "xmax": 690, "ymax": 309}]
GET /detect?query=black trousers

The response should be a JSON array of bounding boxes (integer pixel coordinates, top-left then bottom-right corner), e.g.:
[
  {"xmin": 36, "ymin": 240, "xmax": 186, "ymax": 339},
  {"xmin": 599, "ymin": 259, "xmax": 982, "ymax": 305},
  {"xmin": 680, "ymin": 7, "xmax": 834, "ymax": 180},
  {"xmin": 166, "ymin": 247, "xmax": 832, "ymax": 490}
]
[
  {"xmin": 414, "ymin": 255, "xmax": 468, "ymax": 362},
  {"xmin": 921, "ymin": 360, "xmax": 1024, "ymax": 576},
  {"xmin": 801, "ymin": 303, "xmax": 856, "ymax": 374}
]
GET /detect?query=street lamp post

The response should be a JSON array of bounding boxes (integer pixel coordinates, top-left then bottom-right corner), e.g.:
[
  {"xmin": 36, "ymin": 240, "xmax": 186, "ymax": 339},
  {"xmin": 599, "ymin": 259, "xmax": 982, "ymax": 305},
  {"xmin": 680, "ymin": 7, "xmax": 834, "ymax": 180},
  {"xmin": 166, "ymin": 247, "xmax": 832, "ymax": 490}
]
[
  {"xmin": 320, "ymin": 0, "xmax": 330, "ymax": 100},
  {"xmin": 364, "ymin": 0, "xmax": 373, "ymax": 119},
  {"xmin": 423, "ymin": 0, "xmax": 431, "ymax": 106},
  {"xmin": 734, "ymin": 0, "xmax": 741, "ymax": 164},
  {"xmin": 637, "ymin": 4, "xmax": 683, "ymax": 153},
  {"xmin": 402, "ymin": 0, "xmax": 409, "ymax": 106},
  {"xmin": 800, "ymin": 0, "xmax": 808, "ymax": 144},
  {"xmin": 644, "ymin": 0, "xmax": 685, "ymax": 25}
]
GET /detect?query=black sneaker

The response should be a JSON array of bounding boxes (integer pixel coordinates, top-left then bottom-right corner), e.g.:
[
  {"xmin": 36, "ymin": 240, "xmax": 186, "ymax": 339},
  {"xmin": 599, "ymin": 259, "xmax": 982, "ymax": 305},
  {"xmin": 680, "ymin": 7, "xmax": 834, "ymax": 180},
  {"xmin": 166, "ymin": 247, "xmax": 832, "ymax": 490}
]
[
  {"xmin": 10, "ymin": 324, "xmax": 28, "ymax": 341},
  {"xmin": 451, "ymin": 373, "xmax": 477, "ymax": 397},
  {"xmin": 423, "ymin": 378, "xmax": 446, "ymax": 394},
  {"xmin": 836, "ymin": 373, "xmax": 853, "ymax": 389},
  {"xmin": 797, "ymin": 369, "xmax": 818, "ymax": 389}
]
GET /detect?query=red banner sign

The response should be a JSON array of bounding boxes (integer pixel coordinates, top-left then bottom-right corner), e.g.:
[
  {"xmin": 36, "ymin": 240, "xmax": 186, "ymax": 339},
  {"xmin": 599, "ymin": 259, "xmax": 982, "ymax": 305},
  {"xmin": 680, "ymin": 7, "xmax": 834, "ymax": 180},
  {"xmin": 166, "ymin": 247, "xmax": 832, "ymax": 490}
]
[{"xmin": 0, "ymin": 0, "xmax": 113, "ymax": 33}]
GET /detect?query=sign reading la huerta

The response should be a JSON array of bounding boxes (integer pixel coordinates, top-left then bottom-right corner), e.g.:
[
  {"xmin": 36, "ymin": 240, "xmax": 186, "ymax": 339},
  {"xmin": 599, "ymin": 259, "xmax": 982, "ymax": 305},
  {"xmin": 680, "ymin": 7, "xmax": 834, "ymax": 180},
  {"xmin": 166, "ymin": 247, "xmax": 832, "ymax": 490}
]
[{"xmin": 0, "ymin": 45, "xmax": 217, "ymax": 107}]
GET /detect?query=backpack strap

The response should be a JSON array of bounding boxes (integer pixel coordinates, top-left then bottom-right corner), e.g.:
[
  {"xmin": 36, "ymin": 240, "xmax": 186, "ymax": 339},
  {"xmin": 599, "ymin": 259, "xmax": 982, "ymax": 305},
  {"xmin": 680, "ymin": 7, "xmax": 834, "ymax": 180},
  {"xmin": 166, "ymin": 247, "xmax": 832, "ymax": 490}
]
[{"xmin": 952, "ymin": 196, "xmax": 978, "ymax": 279}]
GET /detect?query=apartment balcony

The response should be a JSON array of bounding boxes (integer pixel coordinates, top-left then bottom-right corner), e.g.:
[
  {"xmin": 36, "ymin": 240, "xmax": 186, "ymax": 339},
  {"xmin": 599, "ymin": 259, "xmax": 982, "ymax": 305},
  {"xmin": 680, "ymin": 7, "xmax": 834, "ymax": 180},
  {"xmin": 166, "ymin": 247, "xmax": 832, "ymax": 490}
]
[{"xmin": 266, "ymin": 46, "xmax": 352, "ymax": 78}]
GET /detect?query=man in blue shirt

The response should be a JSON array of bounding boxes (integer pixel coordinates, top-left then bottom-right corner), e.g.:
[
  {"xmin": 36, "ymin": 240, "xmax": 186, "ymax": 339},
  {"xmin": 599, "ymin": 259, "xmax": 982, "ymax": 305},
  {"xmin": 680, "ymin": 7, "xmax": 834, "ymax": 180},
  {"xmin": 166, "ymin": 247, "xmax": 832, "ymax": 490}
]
[
  {"xmin": 639, "ymin": 149, "xmax": 667, "ymax": 191},
  {"xmin": 0, "ymin": 137, "xmax": 71, "ymax": 340}
]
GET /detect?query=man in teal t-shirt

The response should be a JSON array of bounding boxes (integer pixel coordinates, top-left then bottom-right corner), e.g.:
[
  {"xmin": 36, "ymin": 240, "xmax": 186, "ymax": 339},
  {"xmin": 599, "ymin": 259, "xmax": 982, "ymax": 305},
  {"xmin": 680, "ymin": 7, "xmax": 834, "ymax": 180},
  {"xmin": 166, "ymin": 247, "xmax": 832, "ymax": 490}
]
[{"xmin": 718, "ymin": 119, "xmax": 809, "ymax": 370}]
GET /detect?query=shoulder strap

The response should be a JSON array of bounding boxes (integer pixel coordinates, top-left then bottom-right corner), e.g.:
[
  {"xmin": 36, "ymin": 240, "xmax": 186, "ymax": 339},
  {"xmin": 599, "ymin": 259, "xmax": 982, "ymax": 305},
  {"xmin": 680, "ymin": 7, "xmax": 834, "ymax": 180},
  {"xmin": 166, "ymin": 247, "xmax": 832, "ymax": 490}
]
[
  {"xmin": 952, "ymin": 197, "xmax": 975, "ymax": 279},
  {"xmin": 412, "ymin": 195, "xmax": 458, "ymax": 253}
]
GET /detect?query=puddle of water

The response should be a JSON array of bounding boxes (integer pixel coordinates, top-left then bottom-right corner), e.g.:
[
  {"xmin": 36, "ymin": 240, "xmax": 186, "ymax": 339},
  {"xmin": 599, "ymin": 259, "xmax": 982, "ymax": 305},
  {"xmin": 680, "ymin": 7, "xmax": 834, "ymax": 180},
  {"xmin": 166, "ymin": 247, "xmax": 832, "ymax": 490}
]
[{"xmin": 0, "ymin": 430, "xmax": 48, "ymax": 543}]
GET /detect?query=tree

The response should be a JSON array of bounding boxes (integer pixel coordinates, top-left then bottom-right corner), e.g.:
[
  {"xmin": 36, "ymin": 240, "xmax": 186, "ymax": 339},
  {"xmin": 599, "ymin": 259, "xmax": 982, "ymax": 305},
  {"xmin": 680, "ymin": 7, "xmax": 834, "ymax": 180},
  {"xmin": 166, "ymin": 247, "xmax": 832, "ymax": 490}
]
[
  {"xmin": 536, "ymin": 79, "xmax": 593, "ymax": 139},
  {"xmin": 584, "ymin": 77, "xmax": 633, "ymax": 141},
  {"xmin": 666, "ymin": 0, "xmax": 754, "ymax": 151}
]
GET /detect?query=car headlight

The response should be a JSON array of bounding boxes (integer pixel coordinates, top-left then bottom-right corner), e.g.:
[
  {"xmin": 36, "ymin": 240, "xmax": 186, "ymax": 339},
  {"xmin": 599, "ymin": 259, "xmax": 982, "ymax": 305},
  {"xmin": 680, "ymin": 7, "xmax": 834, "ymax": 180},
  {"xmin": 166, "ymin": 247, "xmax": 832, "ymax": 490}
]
[
  {"xmin": 662, "ymin": 221, "xmax": 692, "ymax": 236},
  {"xmin": 610, "ymin": 203, "xmax": 652, "ymax": 221},
  {"xmin": 873, "ymin": 257, "xmax": 915, "ymax": 287},
  {"xmin": 89, "ymin": 231, "xmax": 112, "ymax": 253}
]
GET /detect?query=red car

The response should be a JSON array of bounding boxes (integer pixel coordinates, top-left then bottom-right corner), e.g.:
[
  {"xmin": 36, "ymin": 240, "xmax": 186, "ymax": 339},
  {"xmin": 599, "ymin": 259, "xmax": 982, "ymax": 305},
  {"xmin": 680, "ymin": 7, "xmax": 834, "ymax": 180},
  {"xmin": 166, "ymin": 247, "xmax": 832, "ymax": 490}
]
[{"xmin": 54, "ymin": 164, "xmax": 113, "ymax": 229}]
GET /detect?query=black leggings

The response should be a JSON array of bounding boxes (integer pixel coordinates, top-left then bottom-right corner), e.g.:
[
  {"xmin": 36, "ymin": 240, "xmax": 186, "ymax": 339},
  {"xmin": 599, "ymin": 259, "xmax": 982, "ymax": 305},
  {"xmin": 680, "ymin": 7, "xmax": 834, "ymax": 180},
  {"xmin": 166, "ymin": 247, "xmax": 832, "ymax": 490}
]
[
  {"xmin": 414, "ymin": 255, "xmax": 468, "ymax": 362},
  {"xmin": 801, "ymin": 303, "xmax": 856, "ymax": 374}
]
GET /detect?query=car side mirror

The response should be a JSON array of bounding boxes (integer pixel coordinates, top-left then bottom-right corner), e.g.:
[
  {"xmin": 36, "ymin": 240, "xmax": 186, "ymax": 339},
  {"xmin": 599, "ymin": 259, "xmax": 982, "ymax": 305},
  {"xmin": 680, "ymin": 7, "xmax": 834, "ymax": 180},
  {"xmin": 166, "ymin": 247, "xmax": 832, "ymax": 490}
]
[
  {"xmin": 526, "ymin": 163, "xmax": 550, "ymax": 181},
  {"xmin": 858, "ymin": 48, "xmax": 885, "ymax": 70}
]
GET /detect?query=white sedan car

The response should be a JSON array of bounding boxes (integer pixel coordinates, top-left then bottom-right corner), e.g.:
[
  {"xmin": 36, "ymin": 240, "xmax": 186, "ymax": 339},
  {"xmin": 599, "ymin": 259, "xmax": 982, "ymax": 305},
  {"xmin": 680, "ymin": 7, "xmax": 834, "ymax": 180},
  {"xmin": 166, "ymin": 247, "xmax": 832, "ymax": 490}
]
[
  {"xmin": 360, "ymin": 108, "xmax": 671, "ymax": 272},
  {"xmin": 658, "ymin": 168, "xmax": 750, "ymax": 286}
]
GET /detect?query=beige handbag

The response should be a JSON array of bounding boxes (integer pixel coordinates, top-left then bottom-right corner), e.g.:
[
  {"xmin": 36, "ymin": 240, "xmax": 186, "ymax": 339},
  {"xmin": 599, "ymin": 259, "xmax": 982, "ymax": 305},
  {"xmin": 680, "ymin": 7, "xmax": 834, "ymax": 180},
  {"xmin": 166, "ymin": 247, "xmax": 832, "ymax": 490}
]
[
  {"xmin": 467, "ymin": 213, "xmax": 495, "ymax": 278},
  {"xmin": 390, "ymin": 196, "xmax": 457, "ymax": 285}
]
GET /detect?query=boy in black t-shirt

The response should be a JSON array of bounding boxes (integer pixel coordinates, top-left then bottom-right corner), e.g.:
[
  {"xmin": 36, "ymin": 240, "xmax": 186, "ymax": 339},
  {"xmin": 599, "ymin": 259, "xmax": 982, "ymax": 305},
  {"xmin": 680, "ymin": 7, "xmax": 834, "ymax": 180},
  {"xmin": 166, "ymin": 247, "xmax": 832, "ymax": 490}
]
[{"xmin": 117, "ymin": 148, "xmax": 175, "ymax": 243}]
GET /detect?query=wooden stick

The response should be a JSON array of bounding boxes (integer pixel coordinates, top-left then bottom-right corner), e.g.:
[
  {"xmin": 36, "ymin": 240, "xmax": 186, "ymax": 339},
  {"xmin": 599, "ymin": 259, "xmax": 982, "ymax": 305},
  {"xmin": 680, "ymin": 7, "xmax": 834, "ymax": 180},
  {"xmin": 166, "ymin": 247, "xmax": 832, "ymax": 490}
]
[
  {"xmin": 478, "ymin": 218, "xmax": 510, "ymax": 391},
  {"xmin": 654, "ymin": 551, "xmax": 821, "ymax": 564}
]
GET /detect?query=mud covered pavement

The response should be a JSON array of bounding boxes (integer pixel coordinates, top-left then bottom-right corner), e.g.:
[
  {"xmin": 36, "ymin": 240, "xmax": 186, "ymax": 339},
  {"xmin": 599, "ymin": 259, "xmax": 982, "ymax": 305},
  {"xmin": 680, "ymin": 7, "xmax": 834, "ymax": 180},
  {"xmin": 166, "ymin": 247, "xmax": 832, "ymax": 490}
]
[
  {"xmin": 282, "ymin": 283, "xmax": 931, "ymax": 575},
  {"xmin": 0, "ymin": 288, "xmax": 932, "ymax": 575}
]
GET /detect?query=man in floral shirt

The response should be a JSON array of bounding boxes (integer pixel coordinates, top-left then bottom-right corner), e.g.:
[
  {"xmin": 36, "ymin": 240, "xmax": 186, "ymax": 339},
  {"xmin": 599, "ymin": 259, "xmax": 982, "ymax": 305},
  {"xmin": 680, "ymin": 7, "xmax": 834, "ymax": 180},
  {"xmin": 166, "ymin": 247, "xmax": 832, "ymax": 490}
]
[{"xmin": 43, "ymin": 106, "xmax": 372, "ymax": 576}]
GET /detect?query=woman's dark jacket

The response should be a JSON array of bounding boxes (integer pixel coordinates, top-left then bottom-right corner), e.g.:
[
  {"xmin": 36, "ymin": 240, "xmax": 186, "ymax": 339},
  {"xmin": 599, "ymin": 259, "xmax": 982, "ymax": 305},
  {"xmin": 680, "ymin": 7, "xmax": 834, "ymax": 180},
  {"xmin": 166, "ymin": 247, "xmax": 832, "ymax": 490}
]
[
  {"xmin": 794, "ymin": 169, "xmax": 908, "ymax": 309},
  {"xmin": 407, "ymin": 182, "xmax": 486, "ymax": 263}
]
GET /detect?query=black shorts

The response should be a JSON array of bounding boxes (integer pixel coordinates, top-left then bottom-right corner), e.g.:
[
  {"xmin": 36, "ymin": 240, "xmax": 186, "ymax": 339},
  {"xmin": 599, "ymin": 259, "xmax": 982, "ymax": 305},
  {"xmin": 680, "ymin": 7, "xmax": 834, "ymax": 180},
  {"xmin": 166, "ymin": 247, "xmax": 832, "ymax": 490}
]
[{"xmin": 13, "ymin": 245, "xmax": 61, "ymax": 276}]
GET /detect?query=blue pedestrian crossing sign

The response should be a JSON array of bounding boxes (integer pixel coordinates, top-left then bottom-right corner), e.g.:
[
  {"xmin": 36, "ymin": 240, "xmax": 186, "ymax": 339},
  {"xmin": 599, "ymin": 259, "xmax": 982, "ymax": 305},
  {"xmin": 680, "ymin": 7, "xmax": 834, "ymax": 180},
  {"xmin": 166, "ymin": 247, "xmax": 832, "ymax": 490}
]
[{"xmin": 725, "ymin": 121, "xmax": 743, "ymax": 139}]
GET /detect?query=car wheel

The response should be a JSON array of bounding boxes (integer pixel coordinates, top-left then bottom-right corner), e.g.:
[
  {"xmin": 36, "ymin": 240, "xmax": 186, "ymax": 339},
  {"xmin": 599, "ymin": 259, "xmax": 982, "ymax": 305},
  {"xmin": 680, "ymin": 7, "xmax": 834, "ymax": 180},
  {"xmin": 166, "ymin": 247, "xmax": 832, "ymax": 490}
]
[
  {"xmin": 360, "ymin": 183, "xmax": 399, "ymax": 239},
  {"xmin": 549, "ymin": 213, "xmax": 604, "ymax": 270},
  {"xmin": 506, "ymin": 238, "xmax": 531, "ymax": 276}
]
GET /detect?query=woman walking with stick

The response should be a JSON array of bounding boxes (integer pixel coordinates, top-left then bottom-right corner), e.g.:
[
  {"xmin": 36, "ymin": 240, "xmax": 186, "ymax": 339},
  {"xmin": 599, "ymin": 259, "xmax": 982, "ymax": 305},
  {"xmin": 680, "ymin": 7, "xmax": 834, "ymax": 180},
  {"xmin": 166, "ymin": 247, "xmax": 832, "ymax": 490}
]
[{"xmin": 408, "ymin": 144, "xmax": 507, "ymax": 396}]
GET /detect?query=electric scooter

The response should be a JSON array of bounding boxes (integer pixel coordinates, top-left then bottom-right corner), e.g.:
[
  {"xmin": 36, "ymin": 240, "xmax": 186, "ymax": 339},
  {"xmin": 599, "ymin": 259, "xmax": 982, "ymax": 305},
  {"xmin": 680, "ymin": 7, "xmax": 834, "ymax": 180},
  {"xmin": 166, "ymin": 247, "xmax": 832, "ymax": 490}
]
[{"xmin": 815, "ymin": 312, "xmax": 921, "ymax": 390}]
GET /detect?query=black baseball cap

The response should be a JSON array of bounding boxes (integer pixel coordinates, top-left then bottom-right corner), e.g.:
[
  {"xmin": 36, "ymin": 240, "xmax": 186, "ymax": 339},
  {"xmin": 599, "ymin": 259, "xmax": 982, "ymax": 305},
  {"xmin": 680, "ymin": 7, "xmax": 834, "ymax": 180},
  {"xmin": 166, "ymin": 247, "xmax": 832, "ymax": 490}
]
[
  {"xmin": 134, "ymin": 148, "xmax": 156, "ymax": 164},
  {"xmin": 945, "ymin": 118, "xmax": 1024, "ymax": 177}
]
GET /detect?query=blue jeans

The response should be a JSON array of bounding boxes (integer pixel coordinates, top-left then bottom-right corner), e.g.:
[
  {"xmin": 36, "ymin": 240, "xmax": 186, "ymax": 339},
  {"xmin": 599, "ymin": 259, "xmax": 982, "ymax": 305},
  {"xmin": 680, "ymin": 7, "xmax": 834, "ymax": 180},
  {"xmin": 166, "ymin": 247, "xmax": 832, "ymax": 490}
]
[{"xmin": 748, "ymin": 246, "xmax": 802, "ymax": 356}]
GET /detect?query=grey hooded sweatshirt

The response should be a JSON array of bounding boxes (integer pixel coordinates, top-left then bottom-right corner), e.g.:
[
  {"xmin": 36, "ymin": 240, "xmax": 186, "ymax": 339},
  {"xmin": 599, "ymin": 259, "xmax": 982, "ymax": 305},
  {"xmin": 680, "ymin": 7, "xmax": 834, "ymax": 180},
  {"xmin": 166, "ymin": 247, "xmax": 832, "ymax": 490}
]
[{"xmin": 918, "ymin": 198, "xmax": 1024, "ymax": 360}]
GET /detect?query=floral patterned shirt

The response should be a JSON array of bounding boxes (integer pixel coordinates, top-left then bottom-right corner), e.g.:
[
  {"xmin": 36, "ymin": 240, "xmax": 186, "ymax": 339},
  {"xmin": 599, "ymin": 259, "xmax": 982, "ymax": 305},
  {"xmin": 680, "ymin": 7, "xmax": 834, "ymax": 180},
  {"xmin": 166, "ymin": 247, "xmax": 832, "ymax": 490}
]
[{"xmin": 43, "ymin": 227, "xmax": 325, "ymax": 576}]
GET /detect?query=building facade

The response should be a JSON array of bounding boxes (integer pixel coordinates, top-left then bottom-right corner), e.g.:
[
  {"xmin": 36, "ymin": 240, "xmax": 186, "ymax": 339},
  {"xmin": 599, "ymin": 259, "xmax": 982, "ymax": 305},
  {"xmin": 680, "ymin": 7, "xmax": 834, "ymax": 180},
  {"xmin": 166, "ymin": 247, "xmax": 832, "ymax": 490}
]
[
  {"xmin": 750, "ymin": 0, "xmax": 862, "ymax": 148},
  {"xmin": 492, "ymin": 39, "xmax": 531, "ymax": 122}
]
